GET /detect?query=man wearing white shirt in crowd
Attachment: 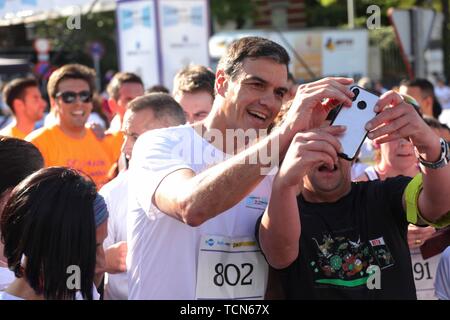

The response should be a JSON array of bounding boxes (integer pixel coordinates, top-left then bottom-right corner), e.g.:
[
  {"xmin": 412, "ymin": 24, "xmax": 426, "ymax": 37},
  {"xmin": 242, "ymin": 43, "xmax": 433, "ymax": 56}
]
[
  {"xmin": 434, "ymin": 77, "xmax": 450, "ymax": 110},
  {"xmin": 172, "ymin": 64, "xmax": 215, "ymax": 124},
  {"xmin": 434, "ymin": 77, "xmax": 450, "ymax": 128},
  {"xmin": 127, "ymin": 36, "xmax": 355, "ymax": 299},
  {"xmin": 100, "ymin": 93, "xmax": 185, "ymax": 300}
]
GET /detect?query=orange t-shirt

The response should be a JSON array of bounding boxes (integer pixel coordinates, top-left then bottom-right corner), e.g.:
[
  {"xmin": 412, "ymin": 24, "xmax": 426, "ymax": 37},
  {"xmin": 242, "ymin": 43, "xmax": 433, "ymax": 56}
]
[
  {"xmin": 104, "ymin": 130, "xmax": 124, "ymax": 164},
  {"xmin": 0, "ymin": 124, "xmax": 27, "ymax": 140},
  {"xmin": 26, "ymin": 125, "xmax": 115, "ymax": 188}
]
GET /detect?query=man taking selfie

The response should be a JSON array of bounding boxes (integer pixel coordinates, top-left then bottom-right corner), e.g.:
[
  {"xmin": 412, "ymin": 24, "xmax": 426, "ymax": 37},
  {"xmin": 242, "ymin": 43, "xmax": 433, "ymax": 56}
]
[{"xmin": 258, "ymin": 90, "xmax": 450, "ymax": 299}]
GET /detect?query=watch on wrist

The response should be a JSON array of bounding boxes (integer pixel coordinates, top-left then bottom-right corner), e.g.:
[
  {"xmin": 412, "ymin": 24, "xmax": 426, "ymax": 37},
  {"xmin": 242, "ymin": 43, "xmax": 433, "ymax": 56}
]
[{"xmin": 417, "ymin": 138, "xmax": 450, "ymax": 169}]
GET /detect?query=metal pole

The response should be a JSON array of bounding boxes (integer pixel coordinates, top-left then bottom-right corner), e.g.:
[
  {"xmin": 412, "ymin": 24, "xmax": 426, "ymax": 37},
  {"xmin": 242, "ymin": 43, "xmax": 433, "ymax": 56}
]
[
  {"xmin": 442, "ymin": 0, "xmax": 450, "ymax": 82},
  {"xmin": 347, "ymin": 0, "xmax": 355, "ymax": 29},
  {"xmin": 93, "ymin": 56, "xmax": 101, "ymax": 90},
  {"xmin": 411, "ymin": 8, "xmax": 427, "ymax": 78}
]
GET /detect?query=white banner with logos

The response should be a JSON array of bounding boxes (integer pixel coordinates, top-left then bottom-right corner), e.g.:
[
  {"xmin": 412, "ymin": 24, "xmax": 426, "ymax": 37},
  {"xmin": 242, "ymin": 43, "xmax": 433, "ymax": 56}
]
[
  {"xmin": 322, "ymin": 30, "xmax": 368, "ymax": 79},
  {"xmin": 209, "ymin": 29, "xmax": 368, "ymax": 81},
  {"xmin": 0, "ymin": 0, "xmax": 49, "ymax": 17},
  {"xmin": 157, "ymin": 0, "xmax": 209, "ymax": 91},
  {"xmin": 117, "ymin": 0, "xmax": 160, "ymax": 87}
]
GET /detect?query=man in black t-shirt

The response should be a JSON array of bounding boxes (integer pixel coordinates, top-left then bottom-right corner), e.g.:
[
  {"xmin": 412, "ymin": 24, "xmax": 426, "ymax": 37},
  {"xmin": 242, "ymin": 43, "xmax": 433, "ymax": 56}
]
[{"xmin": 257, "ymin": 90, "xmax": 450, "ymax": 299}]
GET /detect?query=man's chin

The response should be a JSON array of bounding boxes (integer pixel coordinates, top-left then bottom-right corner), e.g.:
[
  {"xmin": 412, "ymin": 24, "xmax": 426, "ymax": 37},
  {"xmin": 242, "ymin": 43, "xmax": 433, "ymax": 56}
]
[
  {"xmin": 71, "ymin": 123, "xmax": 88, "ymax": 130},
  {"xmin": 310, "ymin": 173, "xmax": 343, "ymax": 192}
]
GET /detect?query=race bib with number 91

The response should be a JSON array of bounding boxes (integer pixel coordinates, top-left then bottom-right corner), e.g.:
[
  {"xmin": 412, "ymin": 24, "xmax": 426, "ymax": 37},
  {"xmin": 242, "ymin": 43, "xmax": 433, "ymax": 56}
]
[{"xmin": 410, "ymin": 248, "xmax": 440, "ymax": 300}]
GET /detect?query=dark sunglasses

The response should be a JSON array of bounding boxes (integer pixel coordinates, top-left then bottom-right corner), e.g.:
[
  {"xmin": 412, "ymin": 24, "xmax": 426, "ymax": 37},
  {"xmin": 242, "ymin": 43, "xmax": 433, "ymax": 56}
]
[{"xmin": 55, "ymin": 90, "xmax": 93, "ymax": 104}]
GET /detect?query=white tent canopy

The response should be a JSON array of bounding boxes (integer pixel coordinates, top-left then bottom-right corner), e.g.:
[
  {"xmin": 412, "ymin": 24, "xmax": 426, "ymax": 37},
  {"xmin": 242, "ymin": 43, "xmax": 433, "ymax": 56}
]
[
  {"xmin": 0, "ymin": 57, "xmax": 30, "ymax": 73},
  {"xmin": 0, "ymin": 0, "xmax": 116, "ymax": 26}
]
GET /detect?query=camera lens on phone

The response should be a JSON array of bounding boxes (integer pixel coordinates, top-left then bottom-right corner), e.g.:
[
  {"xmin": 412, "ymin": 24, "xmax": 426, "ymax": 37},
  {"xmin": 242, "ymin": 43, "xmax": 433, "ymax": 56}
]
[
  {"xmin": 357, "ymin": 101, "xmax": 367, "ymax": 110},
  {"xmin": 352, "ymin": 88, "xmax": 359, "ymax": 101}
]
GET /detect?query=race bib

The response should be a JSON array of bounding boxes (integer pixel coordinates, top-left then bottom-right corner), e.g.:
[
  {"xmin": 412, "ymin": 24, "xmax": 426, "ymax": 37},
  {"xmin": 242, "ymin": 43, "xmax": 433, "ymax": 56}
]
[
  {"xmin": 195, "ymin": 235, "xmax": 268, "ymax": 300},
  {"xmin": 410, "ymin": 249, "xmax": 441, "ymax": 300}
]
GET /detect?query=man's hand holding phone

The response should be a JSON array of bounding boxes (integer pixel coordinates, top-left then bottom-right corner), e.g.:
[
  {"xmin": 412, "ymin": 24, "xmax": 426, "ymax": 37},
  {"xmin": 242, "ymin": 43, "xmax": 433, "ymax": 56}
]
[
  {"xmin": 365, "ymin": 90, "xmax": 440, "ymax": 161},
  {"xmin": 329, "ymin": 85, "xmax": 379, "ymax": 161},
  {"xmin": 282, "ymin": 77, "xmax": 354, "ymax": 135},
  {"xmin": 275, "ymin": 126, "xmax": 346, "ymax": 189}
]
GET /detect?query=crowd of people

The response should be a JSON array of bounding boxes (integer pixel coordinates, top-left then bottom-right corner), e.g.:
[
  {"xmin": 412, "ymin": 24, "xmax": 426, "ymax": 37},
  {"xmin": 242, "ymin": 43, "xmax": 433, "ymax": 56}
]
[{"xmin": 0, "ymin": 36, "xmax": 449, "ymax": 300}]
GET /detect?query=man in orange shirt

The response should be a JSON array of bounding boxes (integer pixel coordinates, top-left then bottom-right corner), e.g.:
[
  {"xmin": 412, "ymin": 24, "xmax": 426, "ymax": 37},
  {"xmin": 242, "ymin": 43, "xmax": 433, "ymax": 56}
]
[
  {"xmin": 0, "ymin": 78, "xmax": 47, "ymax": 139},
  {"xmin": 103, "ymin": 72, "xmax": 144, "ymax": 177},
  {"xmin": 26, "ymin": 64, "xmax": 114, "ymax": 188},
  {"xmin": 107, "ymin": 72, "xmax": 145, "ymax": 133}
]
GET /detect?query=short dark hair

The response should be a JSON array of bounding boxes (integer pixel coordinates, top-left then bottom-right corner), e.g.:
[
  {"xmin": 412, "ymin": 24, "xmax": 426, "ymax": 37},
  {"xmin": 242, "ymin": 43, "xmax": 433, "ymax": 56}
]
[
  {"xmin": 145, "ymin": 85, "xmax": 170, "ymax": 94},
  {"xmin": 400, "ymin": 78, "xmax": 434, "ymax": 98},
  {"xmin": 107, "ymin": 72, "xmax": 144, "ymax": 100},
  {"xmin": 288, "ymin": 72, "xmax": 295, "ymax": 83},
  {"xmin": 128, "ymin": 93, "xmax": 186, "ymax": 126},
  {"xmin": 442, "ymin": 123, "xmax": 450, "ymax": 133},
  {"xmin": 1, "ymin": 167, "xmax": 98, "ymax": 300},
  {"xmin": 423, "ymin": 115, "xmax": 442, "ymax": 129},
  {"xmin": 173, "ymin": 65, "xmax": 215, "ymax": 98},
  {"xmin": 217, "ymin": 36, "xmax": 290, "ymax": 80},
  {"xmin": 2, "ymin": 78, "xmax": 38, "ymax": 114},
  {"xmin": 47, "ymin": 64, "xmax": 96, "ymax": 99},
  {"xmin": 401, "ymin": 78, "xmax": 442, "ymax": 118},
  {"xmin": 0, "ymin": 135, "xmax": 44, "ymax": 196}
]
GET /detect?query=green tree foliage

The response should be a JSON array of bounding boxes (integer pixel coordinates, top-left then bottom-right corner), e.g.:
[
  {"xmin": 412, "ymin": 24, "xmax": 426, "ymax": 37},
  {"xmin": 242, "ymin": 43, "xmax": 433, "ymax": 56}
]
[
  {"xmin": 210, "ymin": 0, "xmax": 258, "ymax": 29},
  {"xmin": 305, "ymin": 0, "xmax": 434, "ymax": 28},
  {"xmin": 34, "ymin": 11, "xmax": 117, "ymax": 89}
]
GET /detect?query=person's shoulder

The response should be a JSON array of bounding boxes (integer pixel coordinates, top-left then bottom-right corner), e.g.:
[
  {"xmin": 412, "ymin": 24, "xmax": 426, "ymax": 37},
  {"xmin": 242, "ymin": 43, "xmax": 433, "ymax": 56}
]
[
  {"xmin": 354, "ymin": 172, "xmax": 369, "ymax": 182},
  {"xmin": 137, "ymin": 124, "xmax": 194, "ymax": 145},
  {"xmin": 108, "ymin": 130, "xmax": 123, "ymax": 140},
  {"xmin": 99, "ymin": 170, "xmax": 129, "ymax": 197},
  {"xmin": 382, "ymin": 175, "xmax": 412, "ymax": 185},
  {"xmin": 0, "ymin": 291, "xmax": 23, "ymax": 300},
  {"xmin": 25, "ymin": 125, "xmax": 54, "ymax": 142},
  {"xmin": 143, "ymin": 124, "xmax": 192, "ymax": 138},
  {"xmin": 0, "ymin": 123, "xmax": 13, "ymax": 136},
  {"xmin": 358, "ymin": 175, "xmax": 412, "ymax": 200},
  {"xmin": 441, "ymin": 246, "xmax": 450, "ymax": 260},
  {"xmin": 0, "ymin": 267, "xmax": 15, "ymax": 291},
  {"xmin": 357, "ymin": 175, "xmax": 411, "ymax": 188}
]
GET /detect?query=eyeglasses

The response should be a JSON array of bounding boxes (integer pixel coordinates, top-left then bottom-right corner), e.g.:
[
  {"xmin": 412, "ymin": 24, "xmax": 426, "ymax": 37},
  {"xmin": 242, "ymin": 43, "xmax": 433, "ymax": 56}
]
[{"xmin": 55, "ymin": 91, "xmax": 93, "ymax": 104}]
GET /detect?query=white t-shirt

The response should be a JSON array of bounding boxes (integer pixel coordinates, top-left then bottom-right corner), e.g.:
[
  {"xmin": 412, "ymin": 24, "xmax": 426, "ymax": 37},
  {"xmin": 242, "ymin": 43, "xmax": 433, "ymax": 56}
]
[
  {"xmin": 0, "ymin": 280, "xmax": 99, "ymax": 300},
  {"xmin": 350, "ymin": 162, "xmax": 369, "ymax": 180},
  {"xmin": 100, "ymin": 171, "xmax": 129, "ymax": 300},
  {"xmin": 108, "ymin": 115, "xmax": 122, "ymax": 133},
  {"xmin": 435, "ymin": 246, "xmax": 450, "ymax": 300},
  {"xmin": 435, "ymin": 85, "xmax": 450, "ymax": 110},
  {"xmin": 127, "ymin": 125, "xmax": 273, "ymax": 299},
  {"xmin": 0, "ymin": 291, "xmax": 23, "ymax": 300},
  {"xmin": 0, "ymin": 267, "xmax": 15, "ymax": 291},
  {"xmin": 439, "ymin": 109, "xmax": 450, "ymax": 128}
]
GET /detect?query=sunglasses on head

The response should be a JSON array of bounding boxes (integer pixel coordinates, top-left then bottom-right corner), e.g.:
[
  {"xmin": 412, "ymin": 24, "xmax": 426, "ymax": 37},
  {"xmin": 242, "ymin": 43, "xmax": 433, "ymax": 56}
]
[{"xmin": 55, "ymin": 90, "xmax": 93, "ymax": 104}]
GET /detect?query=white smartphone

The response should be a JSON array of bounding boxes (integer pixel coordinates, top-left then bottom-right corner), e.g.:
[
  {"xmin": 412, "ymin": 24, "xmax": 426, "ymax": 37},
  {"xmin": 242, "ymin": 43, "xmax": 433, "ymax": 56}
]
[{"xmin": 330, "ymin": 85, "xmax": 379, "ymax": 161}]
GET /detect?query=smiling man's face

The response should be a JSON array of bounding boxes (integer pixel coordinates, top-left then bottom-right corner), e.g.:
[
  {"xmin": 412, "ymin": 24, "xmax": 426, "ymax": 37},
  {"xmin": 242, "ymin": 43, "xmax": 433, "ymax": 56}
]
[
  {"xmin": 219, "ymin": 57, "xmax": 288, "ymax": 132},
  {"xmin": 54, "ymin": 78, "xmax": 93, "ymax": 132}
]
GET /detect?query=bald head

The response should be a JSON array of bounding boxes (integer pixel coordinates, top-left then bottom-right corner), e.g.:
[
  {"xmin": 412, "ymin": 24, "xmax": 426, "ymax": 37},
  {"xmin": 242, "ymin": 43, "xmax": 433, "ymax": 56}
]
[{"xmin": 121, "ymin": 93, "xmax": 186, "ymax": 159}]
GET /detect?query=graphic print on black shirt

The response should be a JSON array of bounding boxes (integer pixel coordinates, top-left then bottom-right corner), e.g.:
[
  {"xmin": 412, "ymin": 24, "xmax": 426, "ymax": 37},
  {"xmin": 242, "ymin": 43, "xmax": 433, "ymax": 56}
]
[
  {"xmin": 260, "ymin": 177, "xmax": 417, "ymax": 299},
  {"xmin": 310, "ymin": 231, "xmax": 394, "ymax": 288}
]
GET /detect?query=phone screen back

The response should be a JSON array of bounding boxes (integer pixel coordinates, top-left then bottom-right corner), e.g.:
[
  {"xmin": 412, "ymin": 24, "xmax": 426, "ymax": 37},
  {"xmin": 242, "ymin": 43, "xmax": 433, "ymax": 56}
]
[{"xmin": 332, "ymin": 88, "xmax": 379, "ymax": 160}]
